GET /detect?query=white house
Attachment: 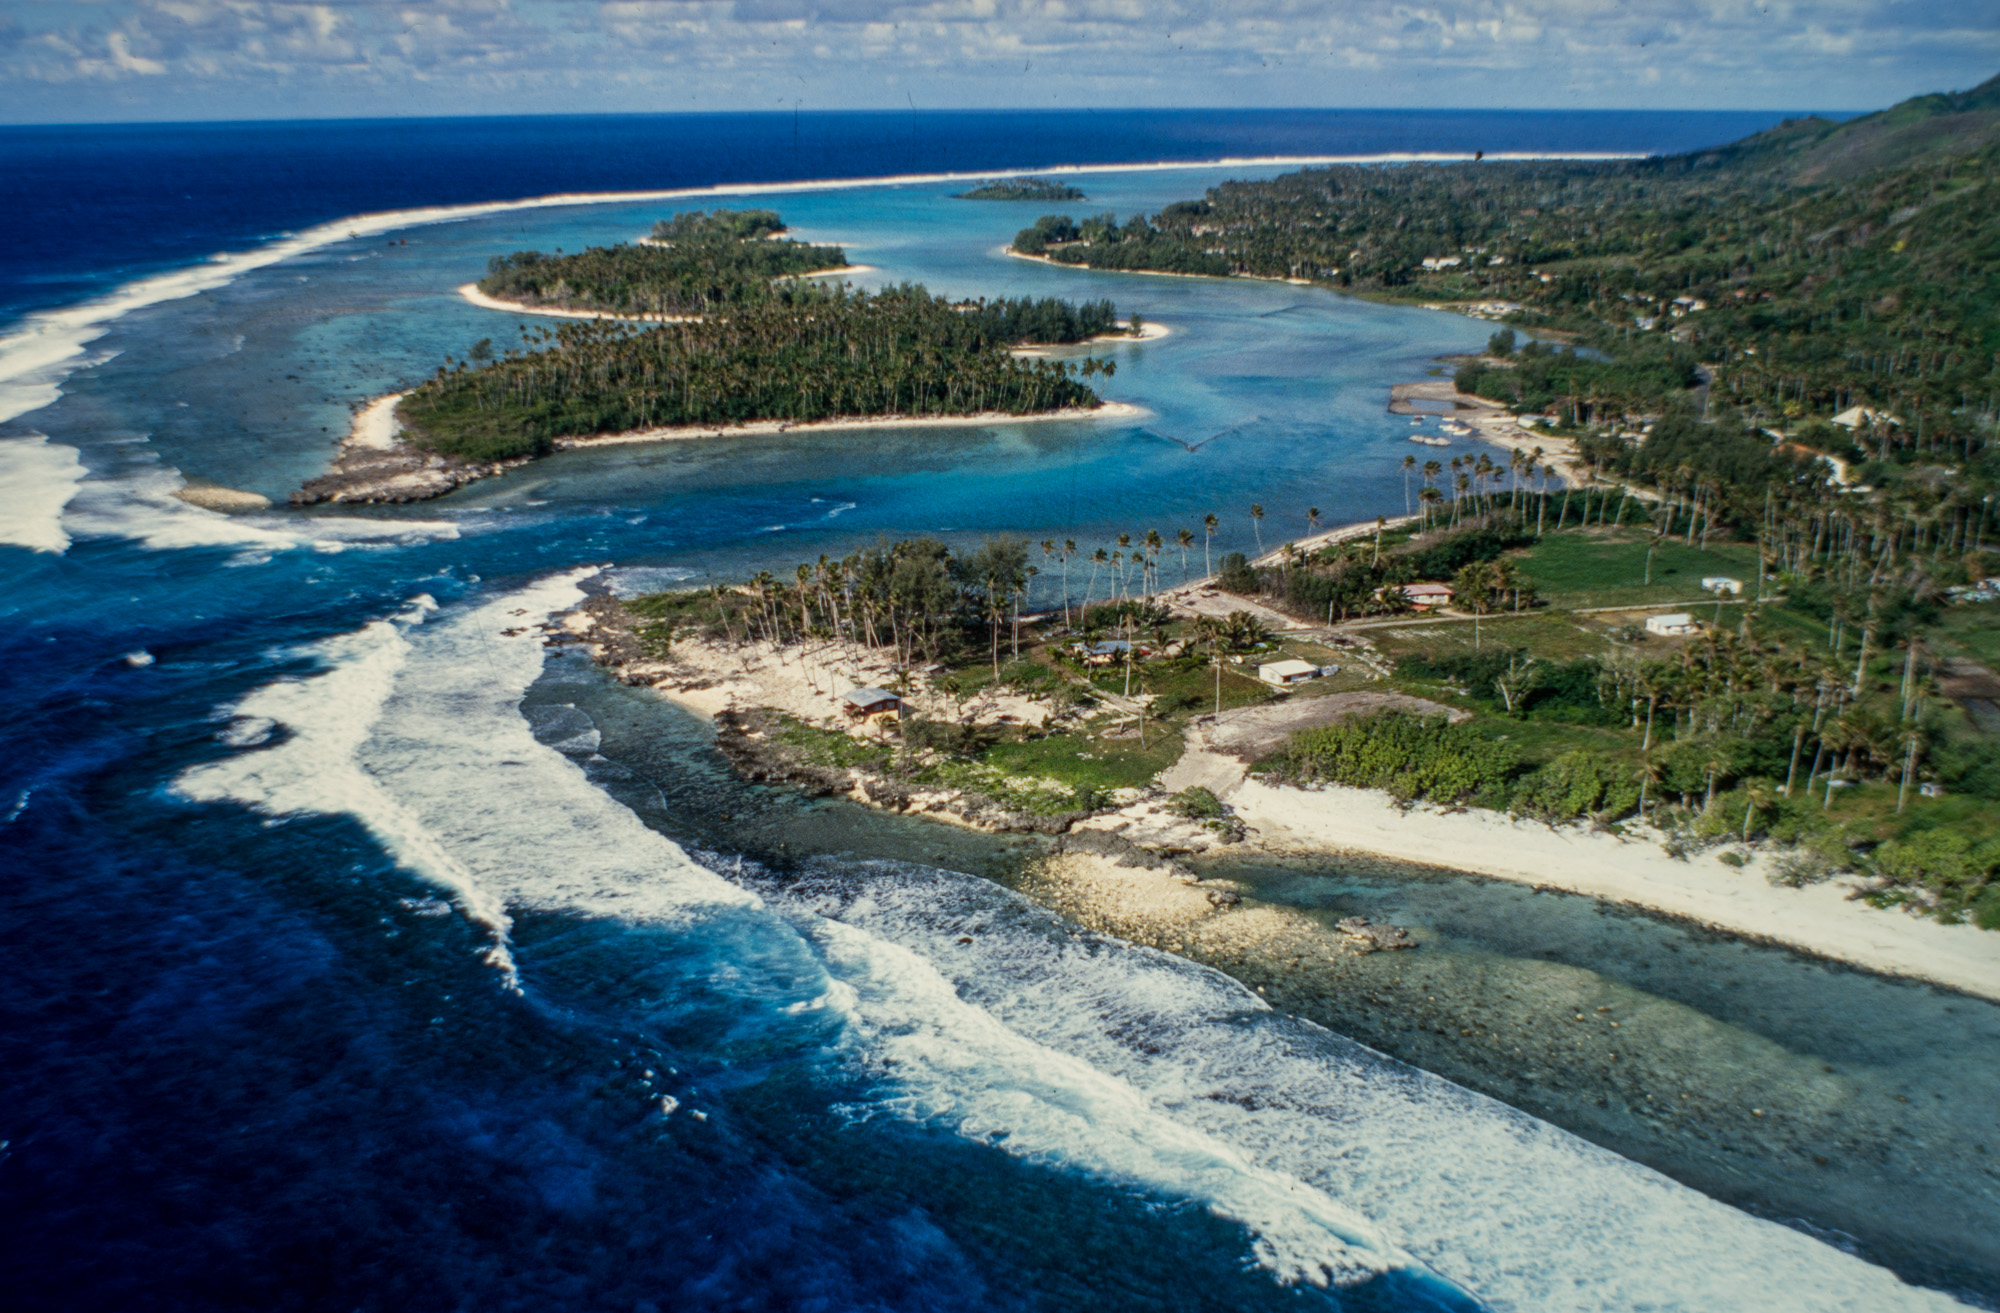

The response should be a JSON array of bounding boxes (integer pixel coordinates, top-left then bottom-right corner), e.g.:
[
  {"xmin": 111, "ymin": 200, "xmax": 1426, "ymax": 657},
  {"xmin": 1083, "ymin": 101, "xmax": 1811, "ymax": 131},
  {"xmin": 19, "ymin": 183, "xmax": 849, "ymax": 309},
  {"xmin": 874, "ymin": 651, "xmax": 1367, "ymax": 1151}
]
[
  {"xmin": 1257, "ymin": 659, "xmax": 1322, "ymax": 688},
  {"xmin": 1420, "ymin": 255, "xmax": 1464, "ymax": 271},
  {"xmin": 1701, "ymin": 576, "xmax": 1743, "ymax": 595},
  {"xmin": 1645, "ymin": 613, "xmax": 1699, "ymax": 637}
]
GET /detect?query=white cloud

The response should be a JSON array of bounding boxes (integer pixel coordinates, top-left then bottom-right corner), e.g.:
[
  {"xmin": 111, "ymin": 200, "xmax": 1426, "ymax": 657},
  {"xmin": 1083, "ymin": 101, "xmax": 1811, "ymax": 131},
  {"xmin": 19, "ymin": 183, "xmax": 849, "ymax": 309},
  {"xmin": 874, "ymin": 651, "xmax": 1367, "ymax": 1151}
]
[
  {"xmin": 107, "ymin": 30, "xmax": 167, "ymax": 73},
  {"xmin": 0, "ymin": 0, "xmax": 1994, "ymax": 117}
]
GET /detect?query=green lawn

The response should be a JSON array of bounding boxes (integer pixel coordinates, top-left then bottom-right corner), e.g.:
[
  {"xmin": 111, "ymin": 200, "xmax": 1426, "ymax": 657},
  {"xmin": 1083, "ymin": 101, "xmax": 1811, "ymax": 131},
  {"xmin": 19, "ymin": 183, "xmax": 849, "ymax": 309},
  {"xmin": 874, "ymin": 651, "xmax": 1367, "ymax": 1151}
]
[
  {"xmin": 981, "ymin": 731, "xmax": 1178, "ymax": 793},
  {"xmin": 1509, "ymin": 529, "xmax": 1764, "ymax": 612},
  {"xmin": 1936, "ymin": 604, "xmax": 2000, "ymax": 667},
  {"xmin": 1366, "ymin": 611, "xmax": 1614, "ymax": 665}
]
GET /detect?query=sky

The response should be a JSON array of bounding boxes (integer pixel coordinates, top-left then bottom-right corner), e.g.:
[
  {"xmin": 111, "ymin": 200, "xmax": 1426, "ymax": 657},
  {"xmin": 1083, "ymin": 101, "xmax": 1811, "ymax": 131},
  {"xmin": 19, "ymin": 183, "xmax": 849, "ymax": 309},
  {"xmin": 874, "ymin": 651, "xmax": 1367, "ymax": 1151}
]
[{"xmin": 0, "ymin": 1, "xmax": 1995, "ymax": 124}]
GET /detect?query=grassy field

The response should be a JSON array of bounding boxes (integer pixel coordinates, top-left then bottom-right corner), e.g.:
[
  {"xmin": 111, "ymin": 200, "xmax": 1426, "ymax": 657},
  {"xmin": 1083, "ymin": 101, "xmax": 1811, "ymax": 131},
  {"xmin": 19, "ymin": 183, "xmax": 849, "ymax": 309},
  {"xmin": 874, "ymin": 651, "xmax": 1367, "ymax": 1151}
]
[
  {"xmin": 1936, "ymin": 604, "xmax": 2000, "ymax": 667},
  {"xmin": 1508, "ymin": 529, "xmax": 1763, "ymax": 612},
  {"xmin": 982, "ymin": 731, "xmax": 1179, "ymax": 794},
  {"xmin": 1363, "ymin": 611, "xmax": 1616, "ymax": 665}
]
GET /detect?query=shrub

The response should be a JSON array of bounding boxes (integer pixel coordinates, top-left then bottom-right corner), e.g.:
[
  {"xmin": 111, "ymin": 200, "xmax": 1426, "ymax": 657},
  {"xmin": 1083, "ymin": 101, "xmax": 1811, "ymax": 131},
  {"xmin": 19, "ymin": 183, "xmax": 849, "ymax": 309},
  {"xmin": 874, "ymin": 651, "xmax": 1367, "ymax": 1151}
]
[
  {"xmin": 1872, "ymin": 831, "xmax": 2000, "ymax": 911},
  {"xmin": 1286, "ymin": 710, "xmax": 1522, "ymax": 805},
  {"xmin": 1168, "ymin": 786, "xmax": 1227, "ymax": 819},
  {"xmin": 1217, "ymin": 551, "xmax": 1258, "ymax": 594},
  {"xmin": 1767, "ymin": 834, "xmax": 1851, "ymax": 887},
  {"xmin": 1510, "ymin": 750, "xmax": 1639, "ymax": 822}
]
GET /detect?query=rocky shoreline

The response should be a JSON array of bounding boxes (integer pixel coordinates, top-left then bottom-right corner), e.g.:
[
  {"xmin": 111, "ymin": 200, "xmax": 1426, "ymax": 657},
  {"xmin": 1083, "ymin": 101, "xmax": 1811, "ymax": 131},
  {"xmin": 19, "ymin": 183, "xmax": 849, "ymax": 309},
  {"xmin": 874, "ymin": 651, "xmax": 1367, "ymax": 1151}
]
[{"xmin": 290, "ymin": 441, "xmax": 527, "ymax": 505}]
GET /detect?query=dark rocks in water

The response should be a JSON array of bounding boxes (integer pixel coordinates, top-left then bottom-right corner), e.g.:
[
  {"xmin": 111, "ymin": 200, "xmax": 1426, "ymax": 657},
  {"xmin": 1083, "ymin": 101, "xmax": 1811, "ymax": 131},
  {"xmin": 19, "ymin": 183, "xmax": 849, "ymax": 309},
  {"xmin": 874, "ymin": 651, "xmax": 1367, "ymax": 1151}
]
[
  {"xmin": 1336, "ymin": 915, "xmax": 1416, "ymax": 952},
  {"xmin": 1052, "ymin": 829, "xmax": 1181, "ymax": 873}
]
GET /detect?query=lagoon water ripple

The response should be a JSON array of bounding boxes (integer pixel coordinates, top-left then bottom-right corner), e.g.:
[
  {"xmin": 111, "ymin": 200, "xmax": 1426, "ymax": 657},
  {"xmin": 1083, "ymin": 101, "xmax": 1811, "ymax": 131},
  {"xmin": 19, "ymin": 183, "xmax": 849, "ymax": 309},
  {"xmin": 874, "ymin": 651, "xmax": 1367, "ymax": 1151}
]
[{"xmin": 0, "ymin": 115, "xmax": 1990, "ymax": 1311}]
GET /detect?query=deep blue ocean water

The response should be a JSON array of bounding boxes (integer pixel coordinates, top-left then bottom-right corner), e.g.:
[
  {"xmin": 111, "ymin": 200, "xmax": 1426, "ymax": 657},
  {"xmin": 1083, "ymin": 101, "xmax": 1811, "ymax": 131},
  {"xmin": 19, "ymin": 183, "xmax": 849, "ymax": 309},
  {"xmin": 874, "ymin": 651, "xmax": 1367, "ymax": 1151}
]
[{"xmin": 0, "ymin": 112, "xmax": 1988, "ymax": 1313}]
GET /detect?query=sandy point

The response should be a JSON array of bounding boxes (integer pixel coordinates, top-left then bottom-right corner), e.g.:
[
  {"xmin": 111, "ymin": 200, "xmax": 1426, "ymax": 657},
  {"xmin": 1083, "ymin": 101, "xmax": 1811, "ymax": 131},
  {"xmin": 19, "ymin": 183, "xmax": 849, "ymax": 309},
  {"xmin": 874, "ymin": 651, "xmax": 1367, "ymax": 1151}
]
[
  {"xmin": 457, "ymin": 283, "xmax": 696, "ymax": 322},
  {"xmin": 346, "ymin": 391, "xmax": 407, "ymax": 451}
]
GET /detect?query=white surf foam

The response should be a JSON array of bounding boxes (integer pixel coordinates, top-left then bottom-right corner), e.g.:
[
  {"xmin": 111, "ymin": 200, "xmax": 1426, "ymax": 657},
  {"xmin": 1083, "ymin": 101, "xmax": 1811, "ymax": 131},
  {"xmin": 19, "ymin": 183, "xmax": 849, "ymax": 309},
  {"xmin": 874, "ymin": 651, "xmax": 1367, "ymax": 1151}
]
[
  {"xmin": 805, "ymin": 915, "xmax": 1412, "ymax": 1289},
  {"xmin": 771, "ymin": 862, "xmax": 1976, "ymax": 1313},
  {"xmin": 172, "ymin": 573, "xmax": 1476, "ymax": 1297},
  {"xmin": 0, "ymin": 434, "xmax": 86, "ymax": 553},
  {"xmin": 173, "ymin": 573, "xmax": 756, "ymax": 981},
  {"xmin": 54, "ymin": 459, "xmax": 459, "ymax": 560}
]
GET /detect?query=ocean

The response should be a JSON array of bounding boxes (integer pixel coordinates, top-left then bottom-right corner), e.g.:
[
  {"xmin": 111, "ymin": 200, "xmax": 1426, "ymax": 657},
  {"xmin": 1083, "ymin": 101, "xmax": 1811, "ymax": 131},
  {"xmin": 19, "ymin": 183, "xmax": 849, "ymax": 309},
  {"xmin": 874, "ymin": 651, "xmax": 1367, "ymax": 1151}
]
[{"xmin": 2, "ymin": 110, "xmax": 1992, "ymax": 1312}]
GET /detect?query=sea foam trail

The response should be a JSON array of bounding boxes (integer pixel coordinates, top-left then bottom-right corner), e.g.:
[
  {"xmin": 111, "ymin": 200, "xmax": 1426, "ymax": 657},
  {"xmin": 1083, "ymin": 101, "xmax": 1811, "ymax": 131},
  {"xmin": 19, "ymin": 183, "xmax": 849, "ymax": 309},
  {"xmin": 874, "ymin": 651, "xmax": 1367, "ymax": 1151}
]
[
  {"xmin": 172, "ymin": 574, "xmax": 1471, "ymax": 1301},
  {"xmin": 57, "ymin": 460, "xmax": 462, "ymax": 560},
  {"xmin": 762, "ymin": 862, "xmax": 1977, "ymax": 1313},
  {"xmin": 0, "ymin": 435, "xmax": 85, "ymax": 553}
]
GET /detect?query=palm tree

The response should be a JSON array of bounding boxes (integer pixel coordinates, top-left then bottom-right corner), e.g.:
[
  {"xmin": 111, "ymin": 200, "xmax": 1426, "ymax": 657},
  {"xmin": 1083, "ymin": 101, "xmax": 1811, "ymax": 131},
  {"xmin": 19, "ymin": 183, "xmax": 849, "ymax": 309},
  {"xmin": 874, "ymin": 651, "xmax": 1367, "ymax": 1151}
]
[
  {"xmin": 1250, "ymin": 503, "xmax": 1265, "ymax": 554},
  {"xmin": 1176, "ymin": 528, "xmax": 1194, "ymax": 583},
  {"xmin": 1402, "ymin": 454, "xmax": 1417, "ymax": 515},
  {"xmin": 1055, "ymin": 539, "xmax": 1076, "ymax": 629},
  {"xmin": 1307, "ymin": 506, "xmax": 1322, "ymax": 538},
  {"xmin": 1143, "ymin": 529, "xmax": 1163, "ymax": 597},
  {"xmin": 1740, "ymin": 780, "xmax": 1772, "ymax": 843},
  {"xmin": 1202, "ymin": 513, "xmax": 1219, "ymax": 576},
  {"xmin": 1193, "ymin": 614, "xmax": 1227, "ymax": 714},
  {"xmin": 1419, "ymin": 485, "xmax": 1443, "ymax": 530},
  {"xmin": 1634, "ymin": 756, "xmax": 1663, "ymax": 821},
  {"xmin": 1701, "ymin": 745, "xmax": 1731, "ymax": 811}
]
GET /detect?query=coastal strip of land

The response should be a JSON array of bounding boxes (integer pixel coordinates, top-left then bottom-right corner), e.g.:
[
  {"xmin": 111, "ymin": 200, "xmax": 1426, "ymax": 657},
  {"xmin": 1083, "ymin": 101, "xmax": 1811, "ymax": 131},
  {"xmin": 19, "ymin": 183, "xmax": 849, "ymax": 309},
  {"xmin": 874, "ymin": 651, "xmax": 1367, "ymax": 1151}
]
[
  {"xmin": 565, "ymin": 595, "xmax": 2000, "ymax": 1005},
  {"xmin": 293, "ymin": 391, "xmax": 1147, "ymax": 505},
  {"xmin": 554, "ymin": 402, "xmax": 1147, "ymax": 449}
]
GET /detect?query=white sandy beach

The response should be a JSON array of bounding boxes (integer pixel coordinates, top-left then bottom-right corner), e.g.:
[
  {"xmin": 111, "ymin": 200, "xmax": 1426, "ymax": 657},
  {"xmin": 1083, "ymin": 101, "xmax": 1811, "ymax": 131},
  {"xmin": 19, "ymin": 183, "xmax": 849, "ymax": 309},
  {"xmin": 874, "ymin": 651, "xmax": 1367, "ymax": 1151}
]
[
  {"xmin": 554, "ymin": 401, "xmax": 1147, "ymax": 449},
  {"xmin": 1006, "ymin": 248, "xmax": 1224, "ymax": 281},
  {"xmin": 346, "ymin": 391, "xmax": 407, "ymax": 449},
  {"xmin": 1010, "ymin": 320, "xmax": 1173, "ymax": 358},
  {"xmin": 1228, "ymin": 778, "xmax": 2000, "ymax": 1002},
  {"xmin": 458, "ymin": 283, "xmax": 698, "ymax": 322}
]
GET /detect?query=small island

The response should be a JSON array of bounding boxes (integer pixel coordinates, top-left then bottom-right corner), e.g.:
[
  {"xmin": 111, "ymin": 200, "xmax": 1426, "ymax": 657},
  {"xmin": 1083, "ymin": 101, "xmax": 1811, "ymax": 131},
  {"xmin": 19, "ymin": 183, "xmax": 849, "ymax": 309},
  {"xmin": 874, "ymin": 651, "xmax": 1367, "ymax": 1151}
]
[
  {"xmin": 956, "ymin": 176, "xmax": 1087, "ymax": 202},
  {"xmin": 478, "ymin": 208, "xmax": 848, "ymax": 317},
  {"xmin": 295, "ymin": 209, "xmax": 1145, "ymax": 502}
]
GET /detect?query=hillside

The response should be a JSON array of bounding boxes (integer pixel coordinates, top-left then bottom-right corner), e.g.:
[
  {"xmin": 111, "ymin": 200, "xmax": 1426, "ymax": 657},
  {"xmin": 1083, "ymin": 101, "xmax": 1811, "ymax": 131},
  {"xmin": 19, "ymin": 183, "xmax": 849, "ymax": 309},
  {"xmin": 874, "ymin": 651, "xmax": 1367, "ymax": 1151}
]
[{"xmin": 1681, "ymin": 71, "xmax": 2000, "ymax": 182}]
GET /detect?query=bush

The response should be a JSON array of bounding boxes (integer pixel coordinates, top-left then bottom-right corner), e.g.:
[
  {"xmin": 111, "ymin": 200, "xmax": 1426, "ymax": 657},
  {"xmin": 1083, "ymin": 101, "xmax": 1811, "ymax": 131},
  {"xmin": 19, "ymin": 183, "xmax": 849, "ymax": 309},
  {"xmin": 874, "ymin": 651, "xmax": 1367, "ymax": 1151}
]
[
  {"xmin": 1168, "ymin": 786, "xmax": 1227, "ymax": 819},
  {"xmin": 1872, "ymin": 831, "xmax": 2000, "ymax": 911},
  {"xmin": 1509, "ymin": 750, "xmax": 1639, "ymax": 822},
  {"xmin": 1217, "ymin": 551, "xmax": 1258, "ymax": 594},
  {"xmin": 1286, "ymin": 710, "xmax": 1522, "ymax": 805},
  {"xmin": 1767, "ymin": 833, "xmax": 1851, "ymax": 887}
]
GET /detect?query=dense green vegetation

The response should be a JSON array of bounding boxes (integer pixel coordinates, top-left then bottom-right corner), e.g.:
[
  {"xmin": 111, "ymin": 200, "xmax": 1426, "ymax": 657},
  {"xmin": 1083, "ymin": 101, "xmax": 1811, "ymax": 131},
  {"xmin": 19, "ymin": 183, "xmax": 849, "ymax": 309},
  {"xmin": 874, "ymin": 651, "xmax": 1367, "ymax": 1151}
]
[
  {"xmin": 978, "ymin": 76, "xmax": 2000, "ymax": 922},
  {"xmin": 957, "ymin": 177, "xmax": 1085, "ymax": 201},
  {"xmin": 401, "ymin": 283, "xmax": 1109, "ymax": 461},
  {"xmin": 1005, "ymin": 75, "xmax": 2000, "ymax": 511},
  {"xmin": 649, "ymin": 208, "xmax": 788, "ymax": 242},
  {"xmin": 1012, "ymin": 213, "xmax": 1231, "ymax": 276},
  {"xmin": 480, "ymin": 208, "xmax": 848, "ymax": 316}
]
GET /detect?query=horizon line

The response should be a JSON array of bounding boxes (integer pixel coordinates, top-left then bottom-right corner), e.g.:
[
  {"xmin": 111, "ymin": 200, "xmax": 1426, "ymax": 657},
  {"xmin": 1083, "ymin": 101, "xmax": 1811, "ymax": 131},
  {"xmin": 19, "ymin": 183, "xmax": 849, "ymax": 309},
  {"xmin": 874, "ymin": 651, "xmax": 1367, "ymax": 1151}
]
[{"xmin": 0, "ymin": 105, "xmax": 1861, "ymax": 132}]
